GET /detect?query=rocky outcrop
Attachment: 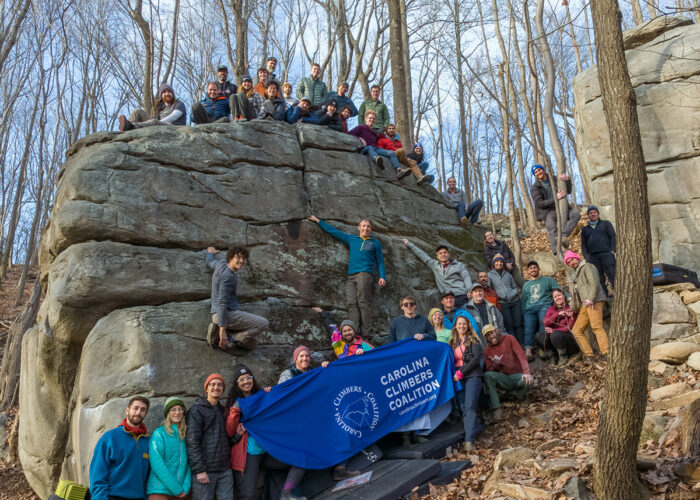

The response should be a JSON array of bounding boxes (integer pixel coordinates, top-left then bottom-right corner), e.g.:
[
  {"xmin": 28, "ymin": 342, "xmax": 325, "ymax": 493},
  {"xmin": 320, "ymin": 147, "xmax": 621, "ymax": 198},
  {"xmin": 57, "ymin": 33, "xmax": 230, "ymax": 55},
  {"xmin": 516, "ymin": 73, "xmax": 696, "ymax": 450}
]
[
  {"xmin": 19, "ymin": 121, "xmax": 485, "ymax": 496},
  {"xmin": 573, "ymin": 17, "xmax": 700, "ymax": 272}
]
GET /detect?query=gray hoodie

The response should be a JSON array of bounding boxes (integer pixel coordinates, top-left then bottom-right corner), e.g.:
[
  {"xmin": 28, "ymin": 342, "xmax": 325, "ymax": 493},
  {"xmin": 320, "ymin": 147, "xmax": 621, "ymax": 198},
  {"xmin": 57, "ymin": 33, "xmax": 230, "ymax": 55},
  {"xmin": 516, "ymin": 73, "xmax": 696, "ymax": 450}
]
[
  {"xmin": 406, "ymin": 241, "xmax": 472, "ymax": 295},
  {"xmin": 487, "ymin": 269, "xmax": 520, "ymax": 303}
]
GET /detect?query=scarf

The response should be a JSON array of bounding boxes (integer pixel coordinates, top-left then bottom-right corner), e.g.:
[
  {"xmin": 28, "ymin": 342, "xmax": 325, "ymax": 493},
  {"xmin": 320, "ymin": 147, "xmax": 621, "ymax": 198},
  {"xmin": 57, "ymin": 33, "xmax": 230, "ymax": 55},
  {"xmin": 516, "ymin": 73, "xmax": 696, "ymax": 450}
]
[{"xmin": 121, "ymin": 418, "xmax": 147, "ymax": 437}]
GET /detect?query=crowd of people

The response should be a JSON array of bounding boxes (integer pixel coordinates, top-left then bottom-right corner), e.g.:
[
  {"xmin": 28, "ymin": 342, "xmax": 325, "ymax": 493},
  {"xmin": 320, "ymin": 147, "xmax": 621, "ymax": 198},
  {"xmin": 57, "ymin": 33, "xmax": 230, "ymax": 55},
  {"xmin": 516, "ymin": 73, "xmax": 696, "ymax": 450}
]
[{"xmin": 89, "ymin": 57, "xmax": 622, "ymax": 500}]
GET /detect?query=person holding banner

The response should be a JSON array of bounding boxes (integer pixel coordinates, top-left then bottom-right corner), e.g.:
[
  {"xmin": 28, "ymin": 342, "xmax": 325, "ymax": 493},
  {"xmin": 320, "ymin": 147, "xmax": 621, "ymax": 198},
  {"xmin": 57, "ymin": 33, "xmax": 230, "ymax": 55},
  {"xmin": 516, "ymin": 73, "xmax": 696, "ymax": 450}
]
[
  {"xmin": 449, "ymin": 315, "xmax": 484, "ymax": 451},
  {"xmin": 313, "ymin": 307, "xmax": 374, "ymax": 361},
  {"xmin": 387, "ymin": 295, "xmax": 436, "ymax": 343},
  {"xmin": 226, "ymin": 365, "xmax": 306, "ymax": 500},
  {"xmin": 279, "ymin": 346, "xmax": 312, "ymax": 384}
]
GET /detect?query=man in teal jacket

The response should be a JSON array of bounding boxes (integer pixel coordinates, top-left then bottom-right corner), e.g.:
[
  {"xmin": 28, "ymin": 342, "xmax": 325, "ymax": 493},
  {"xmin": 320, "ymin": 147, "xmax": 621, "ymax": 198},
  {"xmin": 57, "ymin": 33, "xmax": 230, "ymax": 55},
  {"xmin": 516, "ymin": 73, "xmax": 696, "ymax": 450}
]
[
  {"xmin": 521, "ymin": 260, "xmax": 561, "ymax": 360},
  {"xmin": 309, "ymin": 214, "xmax": 386, "ymax": 336},
  {"xmin": 89, "ymin": 396, "xmax": 151, "ymax": 500}
]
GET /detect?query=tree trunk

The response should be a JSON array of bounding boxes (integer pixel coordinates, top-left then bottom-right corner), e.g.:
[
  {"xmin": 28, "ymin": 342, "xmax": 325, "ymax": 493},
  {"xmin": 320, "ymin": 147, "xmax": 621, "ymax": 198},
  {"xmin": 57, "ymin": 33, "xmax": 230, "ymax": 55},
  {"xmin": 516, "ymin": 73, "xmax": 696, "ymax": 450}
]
[
  {"xmin": 680, "ymin": 398, "xmax": 700, "ymax": 457},
  {"xmin": 129, "ymin": 0, "xmax": 155, "ymax": 115},
  {"xmin": 630, "ymin": 0, "xmax": 645, "ymax": 24},
  {"xmin": 231, "ymin": 0, "xmax": 250, "ymax": 84},
  {"xmin": 386, "ymin": 0, "xmax": 413, "ymax": 148},
  {"xmin": 589, "ymin": 1, "xmax": 652, "ymax": 497},
  {"xmin": 0, "ymin": 279, "xmax": 41, "ymax": 411},
  {"xmin": 453, "ymin": 0, "xmax": 471, "ymax": 202}
]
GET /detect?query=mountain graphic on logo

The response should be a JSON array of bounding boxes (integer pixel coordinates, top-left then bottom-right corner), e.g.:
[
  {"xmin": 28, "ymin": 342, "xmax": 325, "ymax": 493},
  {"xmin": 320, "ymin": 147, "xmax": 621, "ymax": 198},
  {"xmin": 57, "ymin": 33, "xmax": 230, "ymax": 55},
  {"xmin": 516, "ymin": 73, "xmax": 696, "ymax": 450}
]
[{"xmin": 341, "ymin": 396, "xmax": 372, "ymax": 428}]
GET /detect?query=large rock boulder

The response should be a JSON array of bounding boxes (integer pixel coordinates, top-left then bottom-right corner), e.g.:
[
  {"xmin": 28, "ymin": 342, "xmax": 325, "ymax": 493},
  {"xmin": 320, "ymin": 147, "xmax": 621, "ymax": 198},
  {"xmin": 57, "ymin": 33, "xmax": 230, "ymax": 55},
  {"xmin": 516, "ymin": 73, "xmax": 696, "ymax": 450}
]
[
  {"xmin": 20, "ymin": 122, "xmax": 485, "ymax": 496},
  {"xmin": 573, "ymin": 17, "xmax": 700, "ymax": 272}
]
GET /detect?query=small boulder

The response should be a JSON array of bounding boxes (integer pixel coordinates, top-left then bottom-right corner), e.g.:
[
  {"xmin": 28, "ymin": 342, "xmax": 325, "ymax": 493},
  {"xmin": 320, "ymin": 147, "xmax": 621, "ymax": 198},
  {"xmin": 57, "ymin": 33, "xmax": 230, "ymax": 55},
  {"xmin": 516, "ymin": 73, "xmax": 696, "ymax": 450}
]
[
  {"xmin": 534, "ymin": 457, "xmax": 579, "ymax": 479},
  {"xmin": 639, "ymin": 414, "xmax": 669, "ymax": 445},
  {"xmin": 649, "ymin": 382, "xmax": 692, "ymax": 401},
  {"xmin": 681, "ymin": 290, "xmax": 700, "ymax": 305},
  {"xmin": 650, "ymin": 323, "xmax": 696, "ymax": 345},
  {"xmin": 494, "ymin": 447, "xmax": 538, "ymax": 472},
  {"xmin": 648, "ymin": 390, "xmax": 700, "ymax": 410},
  {"xmin": 652, "ymin": 292, "xmax": 693, "ymax": 324},
  {"xmin": 564, "ymin": 476, "xmax": 591, "ymax": 500},
  {"xmin": 688, "ymin": 300, "xmax": 700, "ymax": 318},
  {"xmin": 536, "ymin": 438, "xmax": 567, "ymax": 451},
  {"xmin": 672, "ymin": 460, "xmax": 700, "ymax": 481},
  {"xmin": 498, "ymin": 483, "xmax": 552, "ymax": 500},
  {"xmin": 650, "ymin": 342, "xmax": 700, "ymax": 364},
  {"xmin": 526, "ymin": 411, "xmax": 552, "ymax": 427},
  {"xmin": 688, "ymin": 352, "xmax": 700, "ymax": 371},
  {"xmin": 649, "ymin": 360, "xmax": 676, "ymax": 377}
]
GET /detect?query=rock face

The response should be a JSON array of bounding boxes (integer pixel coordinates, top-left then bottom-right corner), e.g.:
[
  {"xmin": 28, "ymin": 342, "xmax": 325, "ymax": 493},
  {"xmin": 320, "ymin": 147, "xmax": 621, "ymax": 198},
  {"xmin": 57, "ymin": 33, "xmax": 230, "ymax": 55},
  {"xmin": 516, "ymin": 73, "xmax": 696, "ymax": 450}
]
[
  {"xmin": 19, "ymin": 122, "xmax": 485, "ymax": 496},
  {"xmin": 573, "ymin": 17, "xmax": 700, "ymax": 272}
]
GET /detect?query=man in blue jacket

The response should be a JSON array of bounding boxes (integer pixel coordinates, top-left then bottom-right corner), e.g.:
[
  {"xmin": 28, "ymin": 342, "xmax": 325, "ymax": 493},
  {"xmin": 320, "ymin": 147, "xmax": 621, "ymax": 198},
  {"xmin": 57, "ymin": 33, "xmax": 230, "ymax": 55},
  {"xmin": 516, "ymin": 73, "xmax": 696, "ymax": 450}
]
[
  {"xmin": 327, "ymin": 81, "xmax": 358, "ymax": 117},
  {"xmin": 89, "ymin": 396, "xmax": 151, "ymax": 500},
  {"xmin": 580, "ymin": 205, "xmax": 616, "ymax": 297},
  {"xmin": 192, "ymin": 82, "xmax": 231, "ymax": 124},
  {"xmin": 308, "ymin": 214, "xmax": 386, "ymax": 336}
]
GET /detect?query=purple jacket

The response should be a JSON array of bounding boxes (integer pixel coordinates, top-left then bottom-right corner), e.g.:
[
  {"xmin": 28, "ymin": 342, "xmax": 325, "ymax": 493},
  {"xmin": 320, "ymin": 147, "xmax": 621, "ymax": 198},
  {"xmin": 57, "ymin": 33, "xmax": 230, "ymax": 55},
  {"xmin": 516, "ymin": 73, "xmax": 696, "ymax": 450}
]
[{"xmin": 349, "ymin": 125, "xmax": 378, "ymax": 147}]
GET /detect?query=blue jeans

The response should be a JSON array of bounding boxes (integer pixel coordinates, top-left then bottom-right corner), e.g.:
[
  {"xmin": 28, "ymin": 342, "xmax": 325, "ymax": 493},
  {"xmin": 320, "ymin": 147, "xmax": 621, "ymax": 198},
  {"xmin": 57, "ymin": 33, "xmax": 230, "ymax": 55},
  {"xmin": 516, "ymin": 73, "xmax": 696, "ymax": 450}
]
[
  {"xmin": 457, "ymin": 199, "xmax": 483, "ymax": 223},
  {"xmin": 457, "ymin": 377, "xmax": 483, "ymax": 443},
  {"xmin": 361, "ymin": 146, "xmax": 401, "ymax": 169},
  {"xmin": 417, "ymin": 161, "xmax": 435, "ymax": 183},
  {"xmin": 523, "ymin": 306, "xmax": 548, "ymax": 349}
]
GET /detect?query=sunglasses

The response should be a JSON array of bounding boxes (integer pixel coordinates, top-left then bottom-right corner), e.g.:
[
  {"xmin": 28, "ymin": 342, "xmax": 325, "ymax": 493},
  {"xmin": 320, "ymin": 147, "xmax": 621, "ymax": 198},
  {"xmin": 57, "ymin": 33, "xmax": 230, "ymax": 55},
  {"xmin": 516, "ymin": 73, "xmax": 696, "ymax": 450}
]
[
  {"xmin": 402, "ymin": 302, "xmax": 416, "ymax": 307},
  {"xmin": 237, "ymin": 376, "xmax": 253, "ymax": 383}
]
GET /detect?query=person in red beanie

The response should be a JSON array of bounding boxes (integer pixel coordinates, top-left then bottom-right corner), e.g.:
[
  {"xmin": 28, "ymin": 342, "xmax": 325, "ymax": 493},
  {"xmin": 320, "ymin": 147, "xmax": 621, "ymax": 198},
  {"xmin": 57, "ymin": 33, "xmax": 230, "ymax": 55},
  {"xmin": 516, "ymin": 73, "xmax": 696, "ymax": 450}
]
[
  {"xmin": 565, "ymin": 250, "xmax": 609, "ymax": 363},
  {"xmin": 185, "ymin": 374, "xmax": 232, "ymax": 499},
  {"xmin": 278, "ymin": 345, "xmax": 312, "ymax": 383}
]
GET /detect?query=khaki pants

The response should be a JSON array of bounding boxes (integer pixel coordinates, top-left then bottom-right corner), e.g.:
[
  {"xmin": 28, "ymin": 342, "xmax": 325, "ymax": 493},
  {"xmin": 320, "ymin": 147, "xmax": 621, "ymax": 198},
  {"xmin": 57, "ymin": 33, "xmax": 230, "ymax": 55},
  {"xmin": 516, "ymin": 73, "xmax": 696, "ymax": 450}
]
[
  {"xmin": 395, "ymin": 148, "xmax": 423, "ymax": 179},
  {"xmin": 128, "ymin": 108, "xmax": 175, "ymax": 128},
  {"xmin": 212, "ymin": 310, "xmax": 269, "ymax": 346},
  {"xmin": 572, "ymin": 301, "xmax": 609, "ymax": 356}
]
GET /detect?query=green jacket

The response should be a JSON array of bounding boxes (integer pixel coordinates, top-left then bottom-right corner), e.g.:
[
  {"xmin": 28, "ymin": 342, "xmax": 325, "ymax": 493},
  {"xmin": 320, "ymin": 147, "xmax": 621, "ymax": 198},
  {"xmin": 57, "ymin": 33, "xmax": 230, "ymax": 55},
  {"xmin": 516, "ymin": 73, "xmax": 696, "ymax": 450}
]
[
  {"xmin": 358, "ymin": 99, "xmax": 391, "ymax": 130},
  {"xmin": 296, "ymin": 76, "xmax": 328, "ymax": 106},
  {"xmin": 572, "ymin": 260, "xmax": 607, "ymax": 305}
]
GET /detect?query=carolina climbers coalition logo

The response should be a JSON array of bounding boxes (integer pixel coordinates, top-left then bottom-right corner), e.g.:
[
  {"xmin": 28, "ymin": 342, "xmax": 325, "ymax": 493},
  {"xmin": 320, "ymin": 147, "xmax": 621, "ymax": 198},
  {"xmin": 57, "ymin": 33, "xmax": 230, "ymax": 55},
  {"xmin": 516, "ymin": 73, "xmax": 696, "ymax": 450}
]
[{"xmin": 333, "ymin": 385, "xmax": 379, "ymax": 438}]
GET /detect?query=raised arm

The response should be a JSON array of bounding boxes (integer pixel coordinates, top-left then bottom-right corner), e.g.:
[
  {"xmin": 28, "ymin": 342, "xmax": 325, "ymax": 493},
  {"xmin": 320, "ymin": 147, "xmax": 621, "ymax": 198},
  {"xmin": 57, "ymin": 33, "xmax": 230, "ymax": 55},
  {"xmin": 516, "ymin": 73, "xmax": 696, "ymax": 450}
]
[{"xmin": 403, "ymin": 240, "xmax": 435, "ymax": 266}]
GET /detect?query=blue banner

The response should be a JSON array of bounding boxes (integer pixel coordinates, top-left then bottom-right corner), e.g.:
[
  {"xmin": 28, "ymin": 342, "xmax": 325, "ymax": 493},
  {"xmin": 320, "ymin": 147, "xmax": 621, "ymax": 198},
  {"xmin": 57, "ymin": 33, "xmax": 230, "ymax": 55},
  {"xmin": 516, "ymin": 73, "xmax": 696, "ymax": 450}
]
[{"xmin": 238, "ymin": 339, "xmax": 458, "ymax": 469}]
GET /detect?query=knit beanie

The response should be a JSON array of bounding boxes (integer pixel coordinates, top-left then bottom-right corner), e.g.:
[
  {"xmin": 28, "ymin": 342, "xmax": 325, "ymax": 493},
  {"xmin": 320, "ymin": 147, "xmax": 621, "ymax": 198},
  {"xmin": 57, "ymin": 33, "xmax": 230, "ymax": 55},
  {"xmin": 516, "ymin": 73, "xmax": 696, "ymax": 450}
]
[
  {"xmin": 428, "ymin": 308, "xmax": 443, "ymax": 326},
  {"xmin": 204, "ymin": 373, "xmax": 225, "ymax": 392},
  {"xmin": 232, "ymin": 364, "xmax": 253, "ymax": 382},
  {"xmin": 293, "ymin": 345, "xmax": 311, "ymax": 363},
  {"xmin": 158, "ymin": 83, "xmax": 174, "ymax": 96},
  {"xmin": 339, "ymin": 319, "xmax": 358, "ymax": 334},
  {"xmin": 414, "ymin": 142, "xmax": 423, "ymax": 150},
  {"xmin": 492, "ymin": 253, "xmax": 505, "ymax": 263},
  {"xmin": 531, "ymin": 164, "xmax": 544, "ymax": 175},
  {"xmin": 163, "ymin": 396, "xmax": 185, "ymax": 418},
  {"xmin": 564, "ymin": 250, "xmax": 581, "ymax": 263},
  {"xmin": 587, "ymin": 205, "xmax": 599, "ymax": 214}
]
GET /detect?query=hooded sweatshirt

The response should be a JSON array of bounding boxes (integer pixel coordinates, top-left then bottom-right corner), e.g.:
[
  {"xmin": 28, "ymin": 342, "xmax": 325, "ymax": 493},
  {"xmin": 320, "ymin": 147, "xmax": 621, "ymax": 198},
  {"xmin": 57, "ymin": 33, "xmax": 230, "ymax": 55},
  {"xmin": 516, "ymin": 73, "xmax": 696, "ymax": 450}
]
[{"xmin": 405, "ymin": 241, "xmax": 473, "ymax": 296}]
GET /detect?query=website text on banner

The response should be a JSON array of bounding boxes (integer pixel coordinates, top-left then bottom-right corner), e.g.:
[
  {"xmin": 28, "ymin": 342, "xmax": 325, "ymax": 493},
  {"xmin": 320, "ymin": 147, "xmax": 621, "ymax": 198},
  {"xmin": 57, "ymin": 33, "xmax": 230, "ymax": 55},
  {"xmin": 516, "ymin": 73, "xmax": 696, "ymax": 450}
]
[{"xmin": 238, "ymin": 338, "xmax": 459, "ymax": 469}]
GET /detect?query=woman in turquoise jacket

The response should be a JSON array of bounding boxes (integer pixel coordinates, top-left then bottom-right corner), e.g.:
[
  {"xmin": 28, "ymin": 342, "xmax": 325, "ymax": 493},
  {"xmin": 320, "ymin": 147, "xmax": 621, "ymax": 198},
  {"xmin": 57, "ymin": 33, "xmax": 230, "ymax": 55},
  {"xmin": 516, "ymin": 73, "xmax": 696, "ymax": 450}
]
[{"xmin": 147, "ymin": 397, "xmax": 191, "ymax": 499}]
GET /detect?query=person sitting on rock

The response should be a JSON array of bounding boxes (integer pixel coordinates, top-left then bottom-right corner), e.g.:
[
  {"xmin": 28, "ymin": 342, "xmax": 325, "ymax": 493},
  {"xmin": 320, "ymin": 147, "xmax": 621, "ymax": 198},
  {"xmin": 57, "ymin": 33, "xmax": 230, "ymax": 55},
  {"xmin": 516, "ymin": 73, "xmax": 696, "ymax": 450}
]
[
  {"xmin": 464, "ymin": 283, "xmax": 502, "ymax": 346},
  {"xmin": 483, "ymin": 324, "xmax": 533, "ymax": 421},
  {"xmin": 215, "ymin": 65, "xmax": 237, "ymax": 98},
  {"xmin": 401, "ymin": 239, "xmax": 473, "ymax": 307},
  {"xmin": 521, "ymin": 260, "xmax": 560, "ymax": 361},
  {"xmin": 488, "ymin": 255, "xmax": 523, "ymax": 346},
  {"xmin": 407, "ymin": 143, "xmax": 434, "ymax": 184},
  {"xmin": 258, "ymin": 81, "xmax": 287, "ymax": 121},
  {"xmin": 285, "ymin": 97, "xmax": 320, "ymax": 124},
  {"xmin": 279, "ymin": 345, "xmax": 313, "ymax": 383},
  {"xmin": 192, "ymin": 81, "xmax": 231, "ymax": 124},
  {"xmin": 205, "ymin": 246, "xmax": 269, "ymax": 351},
  {"xmin": 565, "ymin": 250, "xmax": 609, "ymax": 363},
  {"xmin": 327, "ymin": 81, "xmax": 358, "ymax": 117},
  {"xmin": 226, "ymin": 365, "xmax": 305, "ymax": 500},
  {"xmin": 253, "ymin": 67, "xmax": 276, "ymax": 98},
  {"xmin": 338, "ymin": 106, "xmax": 352, "ymax": 133},
  {"xmin": 89, "ymin": 396, "xmax": 151, "ymax": 500},
  {"xmin": 119, "ymin": 83, "xmax": 187, "ymax": 131},
  {"xmin": 441, "ymin": 177, "xmax": 484, "ymax": 228},
  {"xmin": 315, "ymin": 100, "xmax": 345, "ymax": 132},
  {"xmin": 314, "ymin": 307, "xmax": 373, "ymax": 361},
  {"xmin": 439, "ymin": 290, "xmax": 478, "ymax": 333},
  {"xmin": 308, "ymin": 215, "xmax": 386, "ymax": 336},
  {"xmin": 147, "ymin": 397, "xmax": 191, "ymax": 499},
  {"xmin": 186, "ymin": 374, "xmax": 233, "ymax": 499},
  {"xmin": 254, "ymin": 56, "xmax": 281, "ymax": 89},
  {"xmin": 530, "ymin": 164, "xmax": 581, "ymax": 254},
  {"xmin": 429, "ymin": 307, "xmax": 451, "ymax": 343},
  {"xmin": 387, "ymin": 295, "xmax": 436, "ymax": 343},
  {"xmin": 282, "ymin": 82, "xmax": 296, "ymax": 107},
  {"xmin": 358, "ymin": 84, "xmax": 390, "ymax": 132},
  {"xmin": 230, "ymin": 74, "xmax": 263, "ymax": 121},
  {"xmin": 580, "ymin": 205, "xmax": 616, "ymax": 297},
  {"xmin": 378, "ymin": 124, "xmax": 430, "ymax": 184},
  {"xmin": 483, "ymin": 230, "xmax": 523, "ymax": 286},
  {"xmin": 542, "ymin": 288, "xmax": 581, "ymax": 366},
  {"xmin": 449, "ymin": 315, "xmax": 484, "ymax": 451},
  {"xmin": 478, "ymin": 271, "xmax": 500, "ymax": 310},
  {"xmin": 296, "ymin": 62, "xmax": 328, "ymax": 110},
  {"xmin": 348, "ymin": 111, "xmax": 403, "ymax": 171}
]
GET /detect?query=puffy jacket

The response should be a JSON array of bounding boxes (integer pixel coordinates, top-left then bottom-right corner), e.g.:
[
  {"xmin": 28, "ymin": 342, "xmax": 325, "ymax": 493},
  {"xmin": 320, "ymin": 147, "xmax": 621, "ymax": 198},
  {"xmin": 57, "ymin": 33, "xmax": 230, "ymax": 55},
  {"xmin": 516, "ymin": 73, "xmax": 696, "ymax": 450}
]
[
  {"xmin": 464, "ymin": 299, "xmax": 504, "ymax": 342},
  {"xmin": 185, "ymin": 398, "xmax": 230, "ymax": 474},
  {"xmin": 316, "ymin": 110, "xmax": 345, "ymax": 132},
  {"xmin": 406, "ymin": 241, "xmax": 473, "ymax": 296},
  {"xmin": 147, "ymin": 425, "xmax": 191, "ymax": 496},
  {"xmin": 358, "ymin": 100, "xmax": 390, "ymax": 130},
  {"xmin": 296, "ymin": 76, "xmax": 328, "ymax": 106},
  {"xmin": 530, "ymin": 174, "xmax": 572, "ymax": 221},
  {"xmin": 483, "ymin": 240, "xmax": 515, "ymax": 267},
  {"xmin": 487, "ymin": 269, "xmax": 519, "ymax": 303},
  {"xmin": 377, "ymin": 133, "xmax": 402, "ymax": 151},
  {"xmin": 226, "ymin": 405, "xmax": 248, "ymax": 472},
  {"xmin": 198, "ymin": 95, "xmax": 230, "ymax": 120}
]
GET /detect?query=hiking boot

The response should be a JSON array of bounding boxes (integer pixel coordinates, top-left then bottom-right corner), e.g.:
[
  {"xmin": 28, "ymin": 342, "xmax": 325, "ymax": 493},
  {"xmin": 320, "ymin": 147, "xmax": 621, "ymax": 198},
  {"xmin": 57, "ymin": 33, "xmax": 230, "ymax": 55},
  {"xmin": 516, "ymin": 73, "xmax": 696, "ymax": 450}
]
[
  {"xmin": 567, "ymin": 352, "xmax": 583, "ymax": 364},
  {"xmin": 462, "ymin": 441, "xmax": 474, "ymax": 451},
  {"xmin": 119, "ymin": 115, "xmax": 134, "ymax": 131},
  {"xmin": 460, "ymin": 216, "xmax": 468, "ymax": 229},
  {"xmin": 280, "ymin": 491, "xmax": 307, "ymax": 500},
  {"xmin": 525, "ymin": 347, "xmax": 534, "ymax": 361},
  {"xmin": 333, "ymin": 465, "xmax": 361, "ymax": 481},
  {"xmin": 416, "ymin": 174, "xmax": 430, "ymax": 185},
  {"xmin": 374, "ymin": 156, "xmax": 386, "ymax": 169},
  {"xmin": 492, "ymin": 408, "xmax": 503, "ymax": 421},
  {"xmin": 206, "ymin": 323, "xmax": 219, "ymax": 349},
  {"xmin": 556, "ymin": 348, "xmax": 569, "ymax": 366},
  {"xmin": 561, "ymin": 236, "xmax": 570, "ymax": 248},
  {"xmin": 396, "ymin": 167, "xmax": 411, "ymax": 179}
]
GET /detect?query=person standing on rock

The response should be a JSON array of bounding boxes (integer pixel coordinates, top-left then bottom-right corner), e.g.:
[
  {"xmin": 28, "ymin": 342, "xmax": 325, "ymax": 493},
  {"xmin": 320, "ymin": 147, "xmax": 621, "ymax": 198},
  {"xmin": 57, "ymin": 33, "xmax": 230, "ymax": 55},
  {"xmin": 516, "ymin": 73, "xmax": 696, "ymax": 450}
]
[
  {"xmin": 441, "ymin": 177, "xmax": 483, "ymax": 228},
  {"xmin": 119, "ymin": 83, "xmax": 187, "ymax": 131},
  {"xmin": 308, "ymin": 215, "xmax": 385, "ymax": 336},
  {"xmin": 358, "ymin": 84, "xmax": 390, "ymax": 132},
  {"xmin": 296, "ymin": 62, "xmax": 328, "ymax": 110},
  {"xmin": 564, "ymin": 250, "xmax": 609, "ymax": 363},
  {"xmin": 186, "ymin": 374, "xmax": 233, "ymax": 500},
  {"xmin": 580, "ymin": 205, "xmax": 616, "ymax": 297},
  {"xmin": 529, "ymin": 164, "xmax": 581, "ymax": 254},
  {"xmin": 521, "ymin": 260, "xmax": 560, "ymax": 361},
  {"xmin": 401, "ymin": 239, "xmax": 473, "ymax": 307},
  {"xmin": 326, "ymin": 81, "xmax": 358, "ymax": 117},
  {"xmin": 487, "ymin": 255, "xmax": 523, "ymax": 345},
  {"xmin": 542, "ymin": 288, "xmax": 581, "ymax": 366},
  {"xmin": 387, "ymin": 294, "xmax": 436, "ymax": 343},
  {"xmin": 147, "ymin": 397, "xmax": 191, "ymax": 499},
  {"xmin": 478, "ymin": 271, "xmax": 501, "ymax": 310},
  {"xmin": 483, "ymin": 230, "xmax": 524, "ymax": 287},
  {"xmin": 89, "ymin": 396, "xmax": 151, "ymax": 500},
  {"xmin": 483, "ymin": 325, "xmax": 533, "ymax": 421},
  {"xmin": 205, "ymin": 246, "xmax": 269, "ymax": 351}
]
